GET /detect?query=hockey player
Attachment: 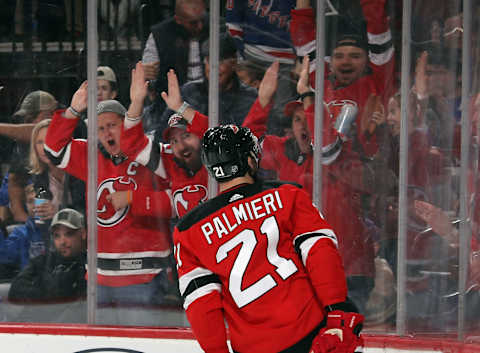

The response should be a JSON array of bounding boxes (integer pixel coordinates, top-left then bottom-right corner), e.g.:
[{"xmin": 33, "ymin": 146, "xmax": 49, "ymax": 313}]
[
  {"xmin": 44, "ymin": 63, "xmax": 173, "ymax": 305},
  {"xmin": 173, "ymin": 124, "xmax": 364, "ymax": 353}
]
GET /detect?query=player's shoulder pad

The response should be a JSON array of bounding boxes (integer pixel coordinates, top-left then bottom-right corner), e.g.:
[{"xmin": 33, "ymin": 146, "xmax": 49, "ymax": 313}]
[
  {"xmin": 176, "ymin": 179, "xmax": 294, "ymax": 232},
  {"xmin": 262, "ymin": 179, "xmax": 303, "ymax": 190}
]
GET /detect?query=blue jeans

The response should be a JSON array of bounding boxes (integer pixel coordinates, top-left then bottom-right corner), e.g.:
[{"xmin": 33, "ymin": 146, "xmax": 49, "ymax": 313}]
[{"xmin": 97, "ymin": 270, "xmax": 169, "ymax": 306}]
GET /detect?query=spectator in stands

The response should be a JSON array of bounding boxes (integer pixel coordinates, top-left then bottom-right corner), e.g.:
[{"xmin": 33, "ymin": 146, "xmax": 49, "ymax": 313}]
[
  {"xmin": 235, "ymin": 60, "xmax": 264, "ymax": 90},
  {"xmin": 97, "ymin": 66, "xmax": 119, "ymax": 102},
  {"xmin": 290, "ymin": 0, "xmax": 395, "ymax": 157},
  {"xmin": 0, "ymin": 183, "xmax": 47, "ymax": 279},
  {"xmin": 121, "ymin": 66, "xmax": 208, "ymax": 219},
  {"xmin": 44, "ymin": 65, "xmax": 173, "ymax": 306},
  {"xmin": 155, "ymin": 33, "xmax": 258, "ymax": 141},
  {"xmin": 29, "ymin": 119, "xmax": 86, "ymax": 217},
  {"xmin": 8, "ymin": 208, "xmax": 87, "ymax": 302},
  {"xmin": 2, "ymin": 90, "xmax": 59, "ymax": 223},
  {"xmin": 241, "ymin": 56, "xmax": 375, "ymax": 314},
  {"xmin": 413, "ymin": 50, "xmax": 461, "ymax": 185},
  {"xmin": 120, "ymin": 62, "xmax": 272, "ymax": 218},
  {"xmin": 226, "ymin": 0, "xmax": 296, "ymax": 65},
  {"xmin": 141, "ymin": 0, "xmax": 209, "ymax": 133},
  {"xmin": 226, "ymin": 0, "xmax": 299, "ymax": 135}
]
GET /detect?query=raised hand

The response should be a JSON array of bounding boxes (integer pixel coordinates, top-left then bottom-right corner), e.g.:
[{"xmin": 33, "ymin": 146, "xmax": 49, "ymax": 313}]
[
  {"xmin": 142, "ymin": 61, "xmax": 159, "ymax": 81},
  {"xmin": 414, "ymin": 51, "xmax": 428, "ymax": 100},
  {"xmin": 70, "ymin": 81, "xmax": 88, "ymax": 113},
  {"xmin": 161, "ymin": 69, "xmax": 183, "ymax": 112},
  {"xmin": 258, "ymin": 61, "xmax": 279, "ymax": 108},
  {"xmin": 297, "ymin": 55, "xmax": 311, "ymax": 95},
  {"xmin": 414, "ymin": 200, "xmax": 453, "ymax": 238},
  {"xmin": 130, "ymin": 61, "xmax": 149, "ymax": 104}
]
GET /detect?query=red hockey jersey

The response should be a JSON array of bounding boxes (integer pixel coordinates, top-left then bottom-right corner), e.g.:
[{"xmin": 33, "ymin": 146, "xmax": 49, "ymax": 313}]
[
  {"xmin": 174, "ymin": 180, "xmax": 347, "ymax": 353},
  {"xmin": 290, "ymin": 0, "xmax": 395, "ymax": 156},
  {"xmin": 120, "ymin": 99, "xmax": 270, "ymax": 218},
  {"xmin": 121, "ymin": 120, "xmax": 208, "ymax": 218},
  {"xmin": 44, "ymin": 110, "xmax": 172, "ymax": 287},
  {"xmin": 243, "ymin": 100, "xmax": 375, "ymax": 279}
]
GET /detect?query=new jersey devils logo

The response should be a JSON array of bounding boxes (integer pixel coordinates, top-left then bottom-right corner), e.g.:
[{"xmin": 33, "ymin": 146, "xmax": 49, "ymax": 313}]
[
  {"xmin": 173, "ymin": 185, "xmax": 208, "ymax": 217},
  {"xmin": 97, "ymin": 176, "xmax": 138, "ymax": 227}
]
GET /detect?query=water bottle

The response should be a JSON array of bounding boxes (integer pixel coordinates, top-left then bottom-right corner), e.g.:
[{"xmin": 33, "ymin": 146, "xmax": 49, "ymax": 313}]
[{"xmin": 34, "ymin": 187, "xmax": 52, "ymax": 225}]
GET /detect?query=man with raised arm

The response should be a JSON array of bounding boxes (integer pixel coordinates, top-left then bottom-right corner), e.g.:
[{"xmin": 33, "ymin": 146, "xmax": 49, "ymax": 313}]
[
  {"xmin": 120, "ymin": 62, "xmax": 280, "ymax": 218},
  {"xmin": 43, "ymin": 63, "xmax": 173, "ymax": 305}
]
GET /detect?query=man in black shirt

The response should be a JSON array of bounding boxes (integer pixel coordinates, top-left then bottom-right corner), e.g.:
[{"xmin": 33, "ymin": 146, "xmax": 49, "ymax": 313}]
[{"xmin": 8, "ymin": 208, "xmax": 86, "ymax": 302}]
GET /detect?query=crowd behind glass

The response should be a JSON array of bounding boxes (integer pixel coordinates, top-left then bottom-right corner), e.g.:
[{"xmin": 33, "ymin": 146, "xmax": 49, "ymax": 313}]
[{"xmin": 0, "ymin": 0, "xmax": 479, "ymax": 340}]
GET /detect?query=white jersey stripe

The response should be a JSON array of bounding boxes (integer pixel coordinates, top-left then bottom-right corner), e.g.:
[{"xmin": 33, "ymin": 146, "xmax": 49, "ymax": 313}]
[
  {"xmin": 97, "ymin": 268, "xmax": 163, "ymax": 276},
  {"xmin": 183, "ymin": 283, "xmax": 222, "ymax": 310},
  {"xmin": 136, "ymin": 137, "xmax": 154, "ymax": 165},
  {"xmin": 369, "ymin": 46, "xmax": 394, "ymax": 66},
  {"xmin": 367, "ymin": 30, "xmax": 392, "ymax": 45},
  {"xmin": 179, "ymin": 267, "xmax": 215, "ymax": 295},
  {"xmin": 97, "ymin": 250, "xmax": 171, "ymax": 259}
]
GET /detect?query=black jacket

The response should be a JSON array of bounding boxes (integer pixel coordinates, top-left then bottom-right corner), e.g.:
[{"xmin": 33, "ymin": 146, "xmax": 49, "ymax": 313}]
[
  {"xmin": 8, "ymin": 250, "xmax": 86, "ymax": 302},
  {"xmin": 150, "ymin": 16, "xmax": 209, "ymax": 104}
]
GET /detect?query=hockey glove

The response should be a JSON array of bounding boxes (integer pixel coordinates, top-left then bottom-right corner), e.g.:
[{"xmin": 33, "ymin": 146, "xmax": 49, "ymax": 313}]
[{"xmin": 310, "ymin": 310, "xmax": 364, "ymax": 353}]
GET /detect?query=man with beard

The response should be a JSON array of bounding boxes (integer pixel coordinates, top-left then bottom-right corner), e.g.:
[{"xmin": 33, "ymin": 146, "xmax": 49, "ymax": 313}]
[{"xmin": 121, "ymin": 62, "xmax": 278, "ymax": 219}]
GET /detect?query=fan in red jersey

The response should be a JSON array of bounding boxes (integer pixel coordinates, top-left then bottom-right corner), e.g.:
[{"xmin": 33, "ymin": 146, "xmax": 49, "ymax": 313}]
[
  {"xmin": 173, "ymin": 124, "xmax": 364, "ymax": 353},
  {"xmin": 44, "ymin": 62, "xmax": 174, "ymax": 306}
]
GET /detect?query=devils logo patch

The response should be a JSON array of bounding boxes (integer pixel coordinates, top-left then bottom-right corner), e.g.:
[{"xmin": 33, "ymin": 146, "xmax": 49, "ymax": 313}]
[
  {"xmin": 97, "ymin": 176, "xmax": 138, "ymax": 227},
  {"xmin": 173, "ymin": 184, "xmax": 208, "ymax": 217}
]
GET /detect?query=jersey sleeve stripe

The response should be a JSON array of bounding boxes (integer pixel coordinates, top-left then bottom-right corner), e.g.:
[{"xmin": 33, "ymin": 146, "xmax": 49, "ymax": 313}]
[
  {"xmin": 321, "ymin": 138, "xmax": 343, "ymax": 165},
  {"xmin": 369, "ymin": 46, "xmax": 394, "ymax": 66},
  {"xmin": 97, "ymin": 250, "xmax": 171, "ymax": 258},
  {"xmin": 367, "ymin": 30, "xmax": 392, "ymax": 46},
  {"xmin": 136, "ymin": 137, "xmax": 154, "ymax": 165},
  {"xmin": 295, "ymin": 40, "xmax": 316, "ymax": 57},
  {"xmin": 44, "ymin": 142, "xmax": 73, "ymax": 168},
  {"xmin": 148, "ymin": 142, "xmax": 168, "ymax": 179},
  {"xmin": 135, "ymin": 138, "xmax": 168, "ymax": 179},
  {"xmin": 183, "ymin": 283, "xmax": 222, "ymax": 310},
  {"xmin": 294, "ymin": 229, "xmax": 339, "ymax": 266},
  {"xmin": 179, "ymin": 267, "xmax": 222, "ymax": 309}
]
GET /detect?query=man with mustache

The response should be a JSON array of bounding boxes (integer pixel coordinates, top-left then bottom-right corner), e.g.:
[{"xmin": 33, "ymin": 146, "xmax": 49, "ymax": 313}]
[{"xmin": 120, "ymin": 62, "xmax": 276, "ymax": 219}]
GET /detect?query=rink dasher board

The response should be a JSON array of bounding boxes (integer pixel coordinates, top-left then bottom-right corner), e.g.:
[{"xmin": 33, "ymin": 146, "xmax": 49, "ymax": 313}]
[{"xmin": 0, "ymin": 333, "xmax": 443, "ymax": 353}]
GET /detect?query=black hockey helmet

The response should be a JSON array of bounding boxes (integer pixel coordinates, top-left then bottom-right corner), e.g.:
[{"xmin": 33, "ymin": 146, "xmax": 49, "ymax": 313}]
[{"xmin": 201, "ymin": 125, "xmax": 260, "ymax": 182}]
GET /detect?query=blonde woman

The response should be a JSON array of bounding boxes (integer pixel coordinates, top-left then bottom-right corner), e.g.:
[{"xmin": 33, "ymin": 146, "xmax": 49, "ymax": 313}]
[{"xmin": 29, "ymin": 119, "xmax": 85, "ymax": 223}]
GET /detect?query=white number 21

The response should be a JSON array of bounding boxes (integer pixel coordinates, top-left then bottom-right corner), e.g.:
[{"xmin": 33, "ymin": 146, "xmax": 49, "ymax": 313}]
[{"xmin": 216, "ymin": 216, "xmax": 298, "ymax": 308}]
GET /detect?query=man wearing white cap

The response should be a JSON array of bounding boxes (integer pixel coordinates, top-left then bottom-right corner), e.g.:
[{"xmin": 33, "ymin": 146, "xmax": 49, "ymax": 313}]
[{"xmin": 97, "ymin": 66, "xmax": 119, "ymax": 102}]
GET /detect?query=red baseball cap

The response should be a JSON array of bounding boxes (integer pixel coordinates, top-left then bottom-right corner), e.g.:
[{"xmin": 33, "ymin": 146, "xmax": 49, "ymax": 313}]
[
  {"xmin": 163, "ymin": 113, "xmax": 189, "ymax": 141},
  {"xmin": 284, "ymin": 99, "xmax": 303, "ymax": 118}
]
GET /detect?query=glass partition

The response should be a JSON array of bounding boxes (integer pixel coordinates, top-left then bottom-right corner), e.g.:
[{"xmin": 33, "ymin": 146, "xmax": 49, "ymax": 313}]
[{"xmin": 0, "ymin": 0, "xmax": 479, "ymax": 345}]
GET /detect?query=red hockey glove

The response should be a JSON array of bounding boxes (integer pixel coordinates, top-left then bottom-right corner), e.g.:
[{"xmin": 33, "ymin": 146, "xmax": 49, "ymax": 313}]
[{"xmin": 310, "ymin": 310, "xmax": 364, "ymax": 353}]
